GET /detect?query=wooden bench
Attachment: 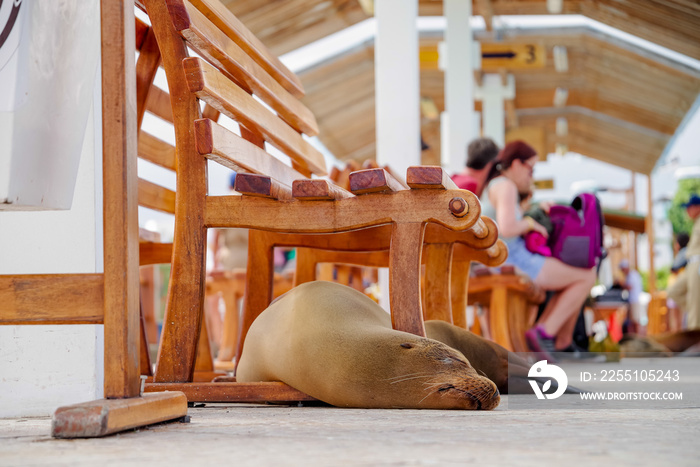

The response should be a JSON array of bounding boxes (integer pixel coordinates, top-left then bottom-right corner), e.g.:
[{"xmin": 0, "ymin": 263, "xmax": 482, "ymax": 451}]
[
  {"xmin": 467, "ymin": 266, "xmax": 546, "ymax": 352},
  {"xmin": 138, "ymin": 0, "xmax": 496, "ymax": 403}
]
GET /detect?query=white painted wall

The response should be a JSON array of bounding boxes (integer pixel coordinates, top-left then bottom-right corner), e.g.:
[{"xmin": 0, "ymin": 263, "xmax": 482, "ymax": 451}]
[{"xmin": 0, "ymin": 1, "xmax": 103, "ymax": 417}]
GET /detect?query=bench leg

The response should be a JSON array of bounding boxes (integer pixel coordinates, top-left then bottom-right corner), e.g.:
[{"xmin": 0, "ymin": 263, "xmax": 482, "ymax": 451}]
[
  {"xmin": 450, "ymin": 259, "xmax": 471, "ymax": 329},
  {"xmin": 423, "ymin": 243, "xmax": 454, "ymax": 323},
  {"xmin": 488, "ymin": 286, "xmax": 514, "ymax": 351},
  {"xmin": 236, "ymin": 230, "xmax": 275, "ymax": 366},
  {"xmin": 389, "ymin": 222, "xmax": 426, "ymax": 337},
  {"xmin": 295, "ymin": 247, "xmax": 319, "ymax": 285}
]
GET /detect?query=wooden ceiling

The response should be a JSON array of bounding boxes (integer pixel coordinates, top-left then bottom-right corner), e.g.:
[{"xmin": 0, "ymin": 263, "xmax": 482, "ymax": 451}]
[
  {"xmin": 296, "ymin": 26, "xmax": 700, "ymax": 174},
  {"xmin": 225, "ymin": 0, "xmax": 700, "ymax": 60},
  {"xmin": 223, "ymin": 0, "xmax": 700, "ymax": 174}
]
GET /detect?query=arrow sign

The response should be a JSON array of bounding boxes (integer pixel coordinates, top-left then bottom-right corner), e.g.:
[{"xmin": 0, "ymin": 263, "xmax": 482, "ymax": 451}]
[
  {"xmin": 479, "ymin": 43, "xmax": 546, "ymax": 70},
  {"xmin": 419, "ymin": 43, "xmax": 546, "ymax": 70},
  {"xmin": 482, "ymin": 52, "xmax": 517, "ymax": 59}
]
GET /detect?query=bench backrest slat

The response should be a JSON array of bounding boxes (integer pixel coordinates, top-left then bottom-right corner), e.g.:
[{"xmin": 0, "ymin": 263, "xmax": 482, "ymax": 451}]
[
  {"xmin": 186, "ymin": 0, "xmax": 304, "ymax": 98},
  {"xmin": 173, "ymin": 1, "xmax": 318, "ymax": 136},
  {"xmin": 138, "ymin": 133, "xmax": 176, "ymax": 171},
  {"xmin": 194, "ymin": 119, "xmax": 306, "ymax": 188},
  {"xmin": 138, "ymin": 178, "xmax": 176, "ymax": 214},
  {"xmin": 184, "ymin": 57, "xmax": 327, "ymax": 176},
  {"xmin": 145, "ymin": 86, "xmax": 174, "ymax": 123}
]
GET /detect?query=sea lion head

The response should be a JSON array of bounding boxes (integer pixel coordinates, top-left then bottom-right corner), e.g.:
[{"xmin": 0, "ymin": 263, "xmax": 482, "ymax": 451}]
[{"xmin": 365, "ymin": 334, "xmax": 501, "ymax": 410}]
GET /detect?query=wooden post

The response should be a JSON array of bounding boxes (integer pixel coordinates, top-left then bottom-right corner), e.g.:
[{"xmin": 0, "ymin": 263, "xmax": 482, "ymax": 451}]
[
  {"xmin": 101, "ymin": 0, "xmax": 140, "ymax": 398},
  {"xmin": 647, "ymin": 174, "xmax": 656, "ymax": 293}
]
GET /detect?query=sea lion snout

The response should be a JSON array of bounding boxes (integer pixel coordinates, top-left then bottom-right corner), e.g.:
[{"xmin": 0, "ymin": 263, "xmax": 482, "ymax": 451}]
[{"xmin": 404, "ymin": 340, "xmax": 501, "ymax": 410}]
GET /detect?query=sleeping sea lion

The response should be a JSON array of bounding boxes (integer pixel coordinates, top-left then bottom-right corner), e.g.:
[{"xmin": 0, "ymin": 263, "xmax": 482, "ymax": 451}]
[{"xmin": 236, "ymin": 281, "xmax": 500, "ymax": 410}]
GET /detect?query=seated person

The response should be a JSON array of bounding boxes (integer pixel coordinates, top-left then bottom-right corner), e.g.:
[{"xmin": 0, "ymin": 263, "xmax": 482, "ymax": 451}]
[
  {"xmin": 451, "ymin": 137, "xmax": 500, "ymax": 198},
  {"xmin": 481, "ymin": 140, "xmax": 597, "ymax": 361}
]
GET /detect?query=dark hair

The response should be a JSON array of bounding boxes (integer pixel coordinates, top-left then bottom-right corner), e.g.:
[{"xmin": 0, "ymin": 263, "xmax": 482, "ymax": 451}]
[
  {"xmin": 466, "ymin": 138, "xmax": 499, "ymax": 170},
  {"xmin": 486, "ymin": 140, "xmax": 538, "ymax": 184},
  {"xmin": 676, "ymin": 232, "xmax": 690, "ymax": 249}
]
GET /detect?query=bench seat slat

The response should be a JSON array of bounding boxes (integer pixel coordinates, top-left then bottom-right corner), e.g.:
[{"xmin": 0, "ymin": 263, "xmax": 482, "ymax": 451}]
[
  {"xmin": 292, "ymin": 179, "xmax": 355, "ymax": 201},
  {"xmin": 184, "ymin": 58, "xmax": 327, "ymax": 176},
  {"xmin": 349, "ymin": 168, "xmax": 409, "ymax": 195},
  {"xmin": 194, "ymin": 119, "xmax": 307, "ymax": 188},
  {"xmin": 406, "ymin": 166, "xmax": 459, "ymax": 190},
  {"xmin": 173, "ymin": 1, "xmax": 318, "ymax": 136},
  {"xmin": 183, "ymin": 0, "xmax": 304, "ymax": 98},
  {"xmin": 138, "ymin": 178, "xmax": 176, "ymax": 214}
]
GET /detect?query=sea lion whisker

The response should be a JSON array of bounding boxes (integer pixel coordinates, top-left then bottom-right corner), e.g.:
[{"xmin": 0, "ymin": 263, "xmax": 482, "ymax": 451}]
[
  {"xmin": 422, "ymin": 381, "xmax": 448, "ymax": 389},
  {"xmin": 388, "ymin": 375, "xmax": 435, "ymax": 384},
  {"xmin": 385, "ymin": 372, "xmax": 432, "ymax": 381},
  {"xmin": 418, "ymin": 388, "xmax": 440, "ymax": 405}
]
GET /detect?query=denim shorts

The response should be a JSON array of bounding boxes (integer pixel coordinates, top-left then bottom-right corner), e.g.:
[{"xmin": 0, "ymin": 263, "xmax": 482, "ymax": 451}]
[{"xmin": 504, "ymin": 236, "xmax": 546, "ymax": 279}]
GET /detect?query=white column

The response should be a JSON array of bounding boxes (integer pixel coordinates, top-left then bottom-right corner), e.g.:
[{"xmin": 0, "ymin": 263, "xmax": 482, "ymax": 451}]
[
  {"xmin": 374, "ymin": 0, "xmax": 420, "ymax": 176},
  {"xmin": 374, "ymin": 0, "xmax": 420, "ymax": 312},
  {"xmin": 477, "ymin": 74, "xmax": 515, "ymax": 147},
  {"xmin": 443, "ymin": 0, "xmax": 474, "ymax": 175}
]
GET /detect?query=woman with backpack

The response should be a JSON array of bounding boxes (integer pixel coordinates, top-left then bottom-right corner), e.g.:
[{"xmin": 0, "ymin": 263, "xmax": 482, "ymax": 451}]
[{"xmin": 480, "ymin": 140, "xmax": 597, "ymax": 362}]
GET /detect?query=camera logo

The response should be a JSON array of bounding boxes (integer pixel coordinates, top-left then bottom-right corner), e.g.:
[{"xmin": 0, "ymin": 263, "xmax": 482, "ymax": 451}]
[{"xmin": 528, "ymin": 360, "xmax": 568, "ymax": 400}]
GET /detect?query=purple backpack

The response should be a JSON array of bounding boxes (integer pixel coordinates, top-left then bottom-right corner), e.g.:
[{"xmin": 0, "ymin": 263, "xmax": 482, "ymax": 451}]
[{"xmin": 547, "ymin": 193, "xmax": 605, "ymax": 269}]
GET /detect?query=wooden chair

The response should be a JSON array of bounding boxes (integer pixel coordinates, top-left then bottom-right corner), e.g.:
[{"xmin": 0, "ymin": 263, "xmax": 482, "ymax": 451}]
[
  {"xmin": 139, "ymin": 0, "xmax": 492, "ymax": 403},
  {"xmin": 466, "ymin": 266, "xmax": 546, "ymax": 352},
  {"xmin": 0, "ymin": 1, "xmax": 188, "ymax": 438}
]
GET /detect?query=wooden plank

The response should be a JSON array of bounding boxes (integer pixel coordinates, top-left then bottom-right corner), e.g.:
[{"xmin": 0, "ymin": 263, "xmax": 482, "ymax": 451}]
[
  {"xmin": 0, "ymin": 274, "xmax": 104, "ymax": 325},
  {"xmin": 101, "ymin": 0, "xmax": 141, "ymax": 398},
  {"xmin": 292, "ymin": 179, "xmax": 354, "ymax": 200},
  {"xmin": 183, "ymin": 0, "xmax": 305, "ymax": 97},
  {"xmin": 349, "ymin": 168, "xmax": 408, "ymax": 195},
  {"xmin": 135, "ymin": 26, "xmax": 161, "ymax": 130},
  {"xmin": 205, "ymin": 190, "xmax": 482, "ymax": 234},
  {"xmin": 406, "ymin": 166, "xmax": 458, "ymax": 190},
  {"xmin": 135, "ymin": 17, "xmax": 149, "ymax": 50},
  {"xmin": 184, "ymin": 59, "xmax": 327, "ymax": 175},
  {"xmin": 138, "ymin": 178, "xmax": 176, "ymax": 214},
  {"xmin": 603, "ymin": 210, "xmax": 646, "ymax": 233},
  {"xmin": 450, "ymin": 260, "xmax": 471, "ymax": 329},
  {"xmin": 422, "ymin": 243, "xmax": 454, "ymax": 323},
  {"xmin": 236, "ymin": 229, "xmax": 277, "ymax": 367},
  {"xmin": 195, "ymin": 119, "xmax": 306, "ymax": 188},
  {"xmin": 52, "ymin": 392, "xmax": 188, "ymax": 438},
  {"xmin": 172, "ymin": 1, "xmax": 318, "ymax": 135},
  {"xmin": 234, "ymin": 173, "xmax": 292, "ymax": 200},
  {"xmin": 145, "ymin": 86, "xmax": 174, "ymax": 123},
  {"xmin": 146, "ymin": 0, "xmax": 207, "ymax": 384},
  {"xmin": 138, "ymin": 132, "xmax": 176, "ymax": 170},
  {"xmin": 139, "ymin": 242, "xmax": 173, "ymax": 266},
  {"xmin": 389, "ymin": 222, "xmax": 426, "ymax": 337},
  {"xmin": 144, "ymin": 381, "xmax": 316, "ymax": 402}
]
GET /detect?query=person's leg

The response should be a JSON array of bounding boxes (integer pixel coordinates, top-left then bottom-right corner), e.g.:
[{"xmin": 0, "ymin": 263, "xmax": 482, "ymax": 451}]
[
  {"xmin": 533, "ymin": 259, "xmax": 597, "ymax": 337},
  {"xmin": 686, "ymin": 264, "xmax": 700, "ymax": 329},
  {"xmin": 554, "ymin": 311, "xmax": 580, "ymax": 349},
  {"xmin": 667, "ymin": 270, "xmax": 688, "ymax": 312}
]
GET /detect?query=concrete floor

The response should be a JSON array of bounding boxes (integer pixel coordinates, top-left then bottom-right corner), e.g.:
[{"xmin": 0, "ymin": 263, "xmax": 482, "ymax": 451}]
[{"xmin": 1, "ymin": 397, "xmax": 699, "ymax": 466}]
